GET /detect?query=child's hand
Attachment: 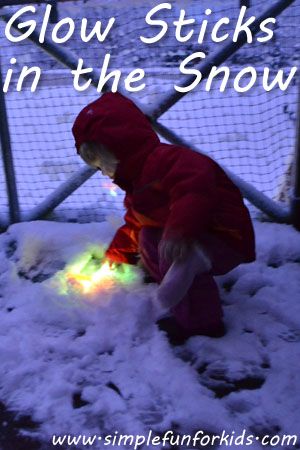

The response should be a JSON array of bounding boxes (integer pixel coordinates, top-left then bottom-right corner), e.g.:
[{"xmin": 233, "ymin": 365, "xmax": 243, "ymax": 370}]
[
  {"xmin": 104, "ymin": 257, "xmax": 121, "ymax": 270},
  {"xmin": 158, "ymin": 238, "xmax": 194, "ymax": 263}
]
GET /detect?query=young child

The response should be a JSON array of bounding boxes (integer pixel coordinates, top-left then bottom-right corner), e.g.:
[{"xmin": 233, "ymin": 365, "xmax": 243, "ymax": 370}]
[{"xmin": 72, "ymin": 92, "xmax": 255, "ymax": 343}]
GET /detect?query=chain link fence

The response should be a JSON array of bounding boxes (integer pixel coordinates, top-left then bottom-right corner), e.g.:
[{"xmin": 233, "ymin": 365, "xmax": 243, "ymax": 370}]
[{"xmin": 0, "ymin": 0, "xmax": 299, "ymax": 227}]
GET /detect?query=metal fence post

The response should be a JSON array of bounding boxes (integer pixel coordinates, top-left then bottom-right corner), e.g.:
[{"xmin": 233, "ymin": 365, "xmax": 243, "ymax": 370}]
[
  {"xmin": 291, "ymin": 85, "xmax": 300, "ymax": 230},
  {"xmin": 0, "ymin": 57, "xmax": 20, "ymax": 225}
]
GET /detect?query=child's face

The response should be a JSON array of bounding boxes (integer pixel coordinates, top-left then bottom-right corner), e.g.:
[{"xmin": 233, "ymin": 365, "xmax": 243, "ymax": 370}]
[{"xmin": 79, "ymin": 143, "xmax": 119, "ymax": 179}]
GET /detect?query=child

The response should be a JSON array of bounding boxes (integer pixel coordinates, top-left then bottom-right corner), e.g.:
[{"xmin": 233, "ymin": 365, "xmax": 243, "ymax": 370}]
[{"xmin": 72, "ymin": 92, "xmax": 255, "ymax": 344}]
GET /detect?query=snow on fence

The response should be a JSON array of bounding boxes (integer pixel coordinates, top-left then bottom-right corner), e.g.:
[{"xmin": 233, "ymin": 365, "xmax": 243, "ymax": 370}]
[{"xmin": 0, "ymin": 0, "xmax": 299, "ymax": 228}]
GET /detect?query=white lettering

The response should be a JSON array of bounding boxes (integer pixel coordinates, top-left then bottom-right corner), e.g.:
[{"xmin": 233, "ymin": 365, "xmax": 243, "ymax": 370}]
[
  {"xmin": 197, "ymin": 9, "xmax": 212, "ymax": 44},
  {"xmin": 52, "ymin": 18, "xmax": 75, "ymax": 44},
  {"xmin": 17, "ymin": 66, "xmax": 41, "ymax": 92},
  {"xmin": 234, "ymin": 66, "xmax": 257, "ymax": 92},
  {"xmin": 39, "ymin": 4, "xmax": 52, "ymax": 43},
  {"xmin": 211, "ymin": 18, "xmax": 230, "ymax": 42},
  {"xmin": 71, "ymin": 58, "xmax": 93, "ymax": 91},
  {"xmin": 233, "ymin": 6, "xmax": 256, "ymax": 43},
  {"xmin": 97, "ymin": 54, "xmax": 121, "ymax": 92},
  {"xmin": 175, "ymin": 52, "xmax": 205, "ymax": 93},
  {"xmin": 80, "ymin": 17, "xmax": 115, "ymax": 43},
  {"xmin": 206, "ymin": 66, "xmax": 230, "ymax": 92},
  {"xmin": 263, "ymin": 67, "xmax": 297, "ymax": 91},
  {"xmin": 173, "ymin": 9, "xmax": 195, "ymax": 43},
  {"xmin": 2, "ymin": 58, "xmax": 17, "ymax": 93},
  {"xmin": 5, "ymin": 6, "xmax": 36, "ymax": 42},
  {"xmin": 140, "ymin": 3, "xmax": 172, "ymax": 44},
  {"xmin": 257, "ymin": 17, "xmax": 276, "ymax": 42},
  {"xmin": 124, "ymin": 69, "xmax": 145, "ymax": 92}
]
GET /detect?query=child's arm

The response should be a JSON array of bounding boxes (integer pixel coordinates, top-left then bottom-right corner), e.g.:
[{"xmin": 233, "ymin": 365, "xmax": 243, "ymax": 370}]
[
  {"xmin": 105, "ymin": 224, "xmax": 139, "ymax": 265},
  {"xmin": 158, "ymin": 238, "xmax": 193, "ymax": 263},
  {"xmin": 153, "ymin": 245, "xmax": 212, "ymax": 318},
  {"xmin": 105, "ymin": 196, "xmax": 141, "ymax": 265}
]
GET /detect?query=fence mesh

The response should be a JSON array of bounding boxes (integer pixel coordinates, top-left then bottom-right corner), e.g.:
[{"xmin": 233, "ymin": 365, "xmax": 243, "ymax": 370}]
[{"xmin": 0, "ymin": 0, "xmax": 299, "ymax": 223}]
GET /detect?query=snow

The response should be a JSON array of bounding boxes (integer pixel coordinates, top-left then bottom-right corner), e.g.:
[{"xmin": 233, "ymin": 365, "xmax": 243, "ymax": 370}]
[{"xmin": 0, "ymin": 219, "xmax": 300, "ymax": 446}]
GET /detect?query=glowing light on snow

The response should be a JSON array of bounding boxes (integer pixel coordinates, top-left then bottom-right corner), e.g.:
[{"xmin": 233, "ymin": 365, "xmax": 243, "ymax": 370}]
[
  {"xmin": 55, "ymin": 246, "xmax": 139, "ymax": 296},
  {"xmin": 103, "ymin": 181, "xmax": 118, "ymax": 198}
]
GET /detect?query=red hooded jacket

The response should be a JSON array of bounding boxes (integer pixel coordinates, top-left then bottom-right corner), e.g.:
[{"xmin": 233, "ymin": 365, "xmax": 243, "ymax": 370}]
[{"xmin": 72, "ymin": 92, "xmax": 255, "ymax": 265}]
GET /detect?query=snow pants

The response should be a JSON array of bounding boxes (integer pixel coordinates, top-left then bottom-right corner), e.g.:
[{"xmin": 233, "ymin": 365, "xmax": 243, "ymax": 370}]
[{"xmin": 139, "ymin": 227, "xmax": 245, "ymax": 334}]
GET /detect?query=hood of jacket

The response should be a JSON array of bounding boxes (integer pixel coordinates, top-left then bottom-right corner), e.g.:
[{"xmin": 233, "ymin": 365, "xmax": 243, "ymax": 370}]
[{"xmin": 72, "ymin": 92, "xmax": 160, "ymax": 191}]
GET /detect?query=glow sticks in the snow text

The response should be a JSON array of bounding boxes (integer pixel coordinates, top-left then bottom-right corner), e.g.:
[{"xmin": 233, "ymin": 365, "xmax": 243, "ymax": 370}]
[{"xmin": 1, "ymin": 3, "xmax": 297, "ymax": 94}]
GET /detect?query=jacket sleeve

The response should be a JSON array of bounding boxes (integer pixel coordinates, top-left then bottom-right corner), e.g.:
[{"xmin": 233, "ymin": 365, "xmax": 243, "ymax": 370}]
[
  {"xmin": 161, "ymin": 149, "xmax": 218, "ymax": 241},
  {"xmin": 105, "ymin": 196, "xmax": 141, "ymax": 265}
]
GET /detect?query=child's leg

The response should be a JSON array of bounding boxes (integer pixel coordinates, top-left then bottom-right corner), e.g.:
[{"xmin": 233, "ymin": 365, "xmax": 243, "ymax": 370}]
[
  {"xmin": 171, "ymin": 273, "xmax": 223, "ymax": 335},
  {"xmin": 170, "ymin": 233, "xmax": 246, "ymax": 334},
  {"xmin": 139, "ymin": 227, "xmax": 242, "ymax": 337},
  {"xmin": 139, "ymin": 227, "xmax": 223, "ymax": 332}
]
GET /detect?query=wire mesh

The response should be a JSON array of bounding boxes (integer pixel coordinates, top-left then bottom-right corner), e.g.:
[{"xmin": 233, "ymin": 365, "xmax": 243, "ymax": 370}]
[
  {"xmin": 0, "ymin": 157, "xmax": 9, "ymax": 225},
  {"xmin": 0, "ymin": 0, "xmax": 299, "ymax": 223}
]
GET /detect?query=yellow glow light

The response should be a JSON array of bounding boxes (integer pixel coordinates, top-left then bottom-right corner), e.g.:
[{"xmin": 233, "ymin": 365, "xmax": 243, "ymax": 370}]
[{"xmin": 55, "ymin": 246, "xmax": 139, "ymax": 297}]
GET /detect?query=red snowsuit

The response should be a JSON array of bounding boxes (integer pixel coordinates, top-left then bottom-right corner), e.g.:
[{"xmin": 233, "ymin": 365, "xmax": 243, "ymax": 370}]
[{"xmin": 72, "ymin": 92, "xmax": 255, "ymax": 335}]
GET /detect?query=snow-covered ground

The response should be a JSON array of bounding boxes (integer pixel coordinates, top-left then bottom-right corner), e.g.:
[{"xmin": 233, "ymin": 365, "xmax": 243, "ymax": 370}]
[{"xmin": 0, "ymin": 219, "xmax": 299, "ymax": 448}]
